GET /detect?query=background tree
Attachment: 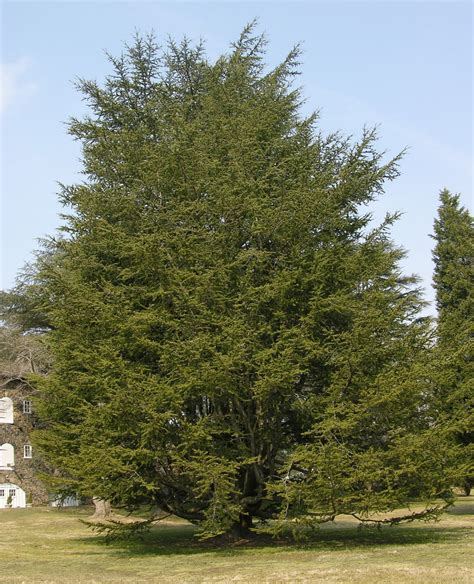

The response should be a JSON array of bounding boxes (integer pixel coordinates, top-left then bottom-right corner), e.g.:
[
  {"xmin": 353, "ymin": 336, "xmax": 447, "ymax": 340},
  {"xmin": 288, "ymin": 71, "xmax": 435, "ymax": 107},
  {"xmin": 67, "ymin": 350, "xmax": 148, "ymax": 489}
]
[
  {"xmin": 23, "ymin": 25, "xmax": 456, "ymax": 537},
  {"xmin": 0, "ymin": 243, "xmax": 58, "ymax": 335},
  {"xmin": 0, "ymin": 253, "xmax": 114, "ymax": 517},
  {"xmin": 0, "ymin": 253, "xmax": 53, "ymax": 385},
  {"xmin": 432, "ymin": 189, "xmax": 473, "ymax": 495}
]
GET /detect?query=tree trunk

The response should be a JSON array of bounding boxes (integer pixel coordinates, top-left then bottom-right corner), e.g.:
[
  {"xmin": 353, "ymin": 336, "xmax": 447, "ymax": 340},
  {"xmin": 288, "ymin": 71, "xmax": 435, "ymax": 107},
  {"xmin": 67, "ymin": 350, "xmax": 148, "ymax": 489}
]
[
  {"xmin": 231, "ymin": 513, "xmax": 253, "ymax": 539},
  {"xmin": 463, "ymin": 478, "xmax": 472, "ymax": 497},
  {"xmin": 92, "ymin": 497, "xmax": 111, "ymax": 519}
]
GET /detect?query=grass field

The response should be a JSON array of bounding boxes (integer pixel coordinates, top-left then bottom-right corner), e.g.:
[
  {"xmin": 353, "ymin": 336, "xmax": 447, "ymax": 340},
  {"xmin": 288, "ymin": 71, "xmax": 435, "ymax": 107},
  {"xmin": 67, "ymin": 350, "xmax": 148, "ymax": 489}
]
[{"xmin": 1, "ymin": 498, "xmax": 473, "ymax": 583}]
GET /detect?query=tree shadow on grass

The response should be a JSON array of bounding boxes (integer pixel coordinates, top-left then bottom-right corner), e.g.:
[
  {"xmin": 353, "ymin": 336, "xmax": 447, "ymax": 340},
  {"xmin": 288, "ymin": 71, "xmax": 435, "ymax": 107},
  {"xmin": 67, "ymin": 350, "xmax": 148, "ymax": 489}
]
[
  {"xmin": 445, "ymin": 503, "xmax": 474, "ymax": 515},
  {"xmin": 73, "ymin": 520, "xmax": 472, "ymax": 560}
]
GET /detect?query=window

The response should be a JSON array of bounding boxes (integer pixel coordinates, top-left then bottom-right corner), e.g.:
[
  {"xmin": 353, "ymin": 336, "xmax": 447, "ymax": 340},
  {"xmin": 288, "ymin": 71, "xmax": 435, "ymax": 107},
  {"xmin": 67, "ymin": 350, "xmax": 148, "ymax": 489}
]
[
  {"xmin": 0, "ymin": 489, "xmax": 4, "ymax": 497},
  {"xmin": 9, "ymin": 489, "xmax": 16, "ymax": 498},
  {"xmin": 0, "ymin": 444, "xmax": 15, "ymax": 469},
  {"xmin": 0, "ymin": 397, "xmax": 14, "ymax": 424},
  {"xmin": 23, "ymin": 400, "xmax": 32, "ymax": 414},
  {"xmin": 23, "ymin": 445, "xmax": 32, "ymax": 459}
]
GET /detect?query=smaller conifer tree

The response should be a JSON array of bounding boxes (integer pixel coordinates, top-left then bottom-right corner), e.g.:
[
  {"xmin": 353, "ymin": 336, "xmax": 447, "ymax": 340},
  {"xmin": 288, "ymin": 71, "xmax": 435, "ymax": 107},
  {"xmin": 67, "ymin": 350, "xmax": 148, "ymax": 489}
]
[{"xmin": 432, "ymin": 189, "xmax": 473, "ymax": 495}]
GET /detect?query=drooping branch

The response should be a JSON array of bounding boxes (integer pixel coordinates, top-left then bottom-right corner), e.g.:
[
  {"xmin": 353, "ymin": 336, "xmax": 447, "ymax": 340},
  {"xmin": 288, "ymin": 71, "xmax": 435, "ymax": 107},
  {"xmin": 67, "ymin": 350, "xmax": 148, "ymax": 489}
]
[{"xmin": 351, "ymin": 503, "xmax": 452, "ymax": 528}]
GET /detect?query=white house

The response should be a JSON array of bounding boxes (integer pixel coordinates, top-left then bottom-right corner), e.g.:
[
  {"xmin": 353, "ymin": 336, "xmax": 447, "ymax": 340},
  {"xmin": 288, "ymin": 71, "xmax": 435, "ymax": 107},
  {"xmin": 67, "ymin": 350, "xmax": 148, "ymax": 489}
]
[{"xmin": 0, "ymin": 482, "xmax": 26, "ymax": 508}]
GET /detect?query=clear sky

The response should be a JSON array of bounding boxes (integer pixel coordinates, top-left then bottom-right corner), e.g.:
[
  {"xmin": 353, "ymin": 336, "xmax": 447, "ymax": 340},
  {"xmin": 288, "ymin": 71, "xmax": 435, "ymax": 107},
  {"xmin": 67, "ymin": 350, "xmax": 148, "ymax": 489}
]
[{"xmin": 1, "ymin": 1, "xmax": 472, "ymax": 314}]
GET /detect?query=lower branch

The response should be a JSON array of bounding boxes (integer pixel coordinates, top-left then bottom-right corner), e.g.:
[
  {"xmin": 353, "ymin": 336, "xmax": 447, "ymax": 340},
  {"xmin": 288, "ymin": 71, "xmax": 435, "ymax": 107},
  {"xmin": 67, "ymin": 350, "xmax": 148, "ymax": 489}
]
[{"xmin": 351, "ymin": 503, "xmax": 452, "ymax": 527}]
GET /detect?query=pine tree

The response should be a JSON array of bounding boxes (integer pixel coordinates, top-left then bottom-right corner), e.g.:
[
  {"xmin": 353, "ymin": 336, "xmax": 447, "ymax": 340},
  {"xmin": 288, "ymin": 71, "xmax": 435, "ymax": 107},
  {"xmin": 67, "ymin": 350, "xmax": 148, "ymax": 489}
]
[
  {"xmin": 29, "ymin": 26, "xmax": 456, "ymax": 537},
  {"xmin": 432, "ymin": 189, "xmax": 473, "ymax": 495}
]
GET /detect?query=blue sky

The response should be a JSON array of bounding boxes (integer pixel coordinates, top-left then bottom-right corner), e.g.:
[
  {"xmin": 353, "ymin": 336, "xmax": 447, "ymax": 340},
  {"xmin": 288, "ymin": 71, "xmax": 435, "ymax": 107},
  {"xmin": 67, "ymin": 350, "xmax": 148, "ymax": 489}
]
[{"xmin": 1, "ymin": 1, "xmax": 472, "ymax": 314}]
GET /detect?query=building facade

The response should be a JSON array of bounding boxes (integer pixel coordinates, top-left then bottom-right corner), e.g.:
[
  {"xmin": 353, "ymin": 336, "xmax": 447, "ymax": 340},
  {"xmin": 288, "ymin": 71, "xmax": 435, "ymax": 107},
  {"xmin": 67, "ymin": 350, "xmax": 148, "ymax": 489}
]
[{"xmin": 0, "ymin": 374, "xmax": 49, "ymax": 508}]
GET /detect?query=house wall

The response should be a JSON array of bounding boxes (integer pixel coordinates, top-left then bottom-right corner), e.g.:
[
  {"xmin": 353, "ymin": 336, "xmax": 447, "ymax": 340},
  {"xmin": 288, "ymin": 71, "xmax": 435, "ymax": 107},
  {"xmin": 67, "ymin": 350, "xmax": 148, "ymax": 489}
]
[
  {"xmin": 0, "ymin": 482, "xmax": 27, "ymax": 508},
  {"xmin": 0, "ymin": 376, "xmax": 49, "ymax": 506}
]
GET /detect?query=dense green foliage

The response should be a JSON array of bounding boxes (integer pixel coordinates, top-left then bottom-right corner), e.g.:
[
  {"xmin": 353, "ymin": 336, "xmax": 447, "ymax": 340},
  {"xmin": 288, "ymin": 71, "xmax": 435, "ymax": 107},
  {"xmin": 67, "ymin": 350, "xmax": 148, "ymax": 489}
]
[
  {"xmin": 0, "ymin": 250, "xmax": 55, "ymax": 376},
  {"xmin": 0, "ymin": 254, "xmax": 54, "ymax": 334},
  {"xmin": 13, "ymin": 26, "xmax": 457, "ymax": 536},
  {"xmin": 432, "ymin": 190, "xmax": 473, "ymax": 495}
]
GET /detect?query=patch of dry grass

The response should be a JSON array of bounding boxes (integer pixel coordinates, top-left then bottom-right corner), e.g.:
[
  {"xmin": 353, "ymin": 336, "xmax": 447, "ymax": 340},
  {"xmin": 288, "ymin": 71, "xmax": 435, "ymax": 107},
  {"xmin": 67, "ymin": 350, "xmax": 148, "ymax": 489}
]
[{"xmin": 1, "ymin": 498, "xmax": 473, "ymax": 583}]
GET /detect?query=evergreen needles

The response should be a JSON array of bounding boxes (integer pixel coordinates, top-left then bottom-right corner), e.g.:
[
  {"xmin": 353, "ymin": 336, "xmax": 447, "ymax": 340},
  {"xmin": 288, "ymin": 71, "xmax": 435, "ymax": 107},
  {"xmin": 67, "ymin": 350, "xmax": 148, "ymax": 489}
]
[{"xmin": 3, "ymin": 25, "xmax": 464, "ymax": 537}]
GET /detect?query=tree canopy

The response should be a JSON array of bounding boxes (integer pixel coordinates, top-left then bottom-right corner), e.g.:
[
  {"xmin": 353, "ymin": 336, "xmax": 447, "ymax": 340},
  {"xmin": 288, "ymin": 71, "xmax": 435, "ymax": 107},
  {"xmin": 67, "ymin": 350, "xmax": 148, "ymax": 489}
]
[
  {"xmin": 431, "ymin": 189, "xmax": 473, "ymax": 495},
  {"xmin": 22, "ymin": 25, "xmax": 458, "ymax": 537}
]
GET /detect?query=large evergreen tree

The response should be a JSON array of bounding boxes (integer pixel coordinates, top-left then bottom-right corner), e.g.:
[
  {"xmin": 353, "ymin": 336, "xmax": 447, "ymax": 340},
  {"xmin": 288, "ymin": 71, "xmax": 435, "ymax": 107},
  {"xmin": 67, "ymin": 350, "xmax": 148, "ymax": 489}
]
[
  {"xmin": 29, "ymin": 26, "xmax": 455, "ymax": 537},
  {"xmin": 432, "ymin": 189, "xmax": 473, "ymax": 495}
]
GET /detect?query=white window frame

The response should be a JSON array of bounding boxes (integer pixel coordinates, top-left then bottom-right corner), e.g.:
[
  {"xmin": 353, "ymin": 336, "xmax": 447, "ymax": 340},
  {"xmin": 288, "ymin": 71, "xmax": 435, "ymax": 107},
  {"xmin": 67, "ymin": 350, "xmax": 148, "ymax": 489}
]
[
  {"xmin": 0, "ymin": 397, "xmax": 14, "ymax": 424},
  {"xmin": 23, "ymin": 400, "xmax": 32, "ymax": 414},
  {"xmin": 23, "ymin": 444, "xmax": 32, "ymax": 459},
  {"xmin": 0, "ymin": 443, "xmax": 15, "ymax": 469}
]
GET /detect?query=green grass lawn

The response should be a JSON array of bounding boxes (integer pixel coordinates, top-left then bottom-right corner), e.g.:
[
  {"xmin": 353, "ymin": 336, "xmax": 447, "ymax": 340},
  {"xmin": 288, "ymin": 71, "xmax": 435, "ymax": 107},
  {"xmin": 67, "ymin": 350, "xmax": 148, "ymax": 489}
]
[{"xmin": 1, "ymin": 498, "xmax": 473, "ymax": 583}]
